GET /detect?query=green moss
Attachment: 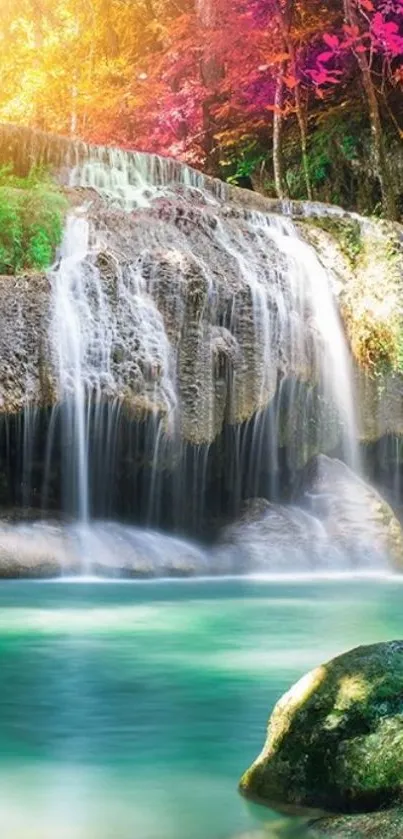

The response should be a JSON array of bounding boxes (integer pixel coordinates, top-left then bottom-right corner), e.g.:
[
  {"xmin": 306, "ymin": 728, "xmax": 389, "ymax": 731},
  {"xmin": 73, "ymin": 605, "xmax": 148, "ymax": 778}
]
[
  {"xmin": 240, "ymin": 641, "xmax": 403, "ymax": 815},
  {"xmin": 0, "ymin": 165, "xmax": 67, "ymax": 275},
  {"xmin": 306, "ymin": 217, "xmax": 363, "ymax": 268}
]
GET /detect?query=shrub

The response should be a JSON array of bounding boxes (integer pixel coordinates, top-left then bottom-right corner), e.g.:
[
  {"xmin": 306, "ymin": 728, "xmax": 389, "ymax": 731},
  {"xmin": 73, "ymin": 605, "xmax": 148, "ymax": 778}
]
[{"xmin": 0, "ymin": 165, "xmax": 67, "ymax": 274}]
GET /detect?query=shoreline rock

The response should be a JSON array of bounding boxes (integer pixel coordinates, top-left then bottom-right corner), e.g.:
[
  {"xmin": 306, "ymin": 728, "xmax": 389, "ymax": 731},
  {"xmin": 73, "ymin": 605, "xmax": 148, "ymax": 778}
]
[{"xmin": 240, "ymin": 641, "xmax": 403, "ymax": 815}]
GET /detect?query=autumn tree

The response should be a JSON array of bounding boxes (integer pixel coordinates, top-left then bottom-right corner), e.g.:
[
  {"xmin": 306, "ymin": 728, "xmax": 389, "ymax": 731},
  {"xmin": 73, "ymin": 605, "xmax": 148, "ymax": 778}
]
[
  {"xmin": 0, "ymin": 0, "xmax": 401, "ymax": 215},
  {"xmin": 309, "ymin": 0, "xmax": 403, "ymax": 218}
]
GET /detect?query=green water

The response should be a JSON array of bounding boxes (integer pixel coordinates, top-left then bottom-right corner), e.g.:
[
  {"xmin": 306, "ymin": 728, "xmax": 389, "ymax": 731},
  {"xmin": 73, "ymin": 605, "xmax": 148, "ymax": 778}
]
[{"xmin": 0, "ymin": 577, "xmax": 402, "ymax": 839}]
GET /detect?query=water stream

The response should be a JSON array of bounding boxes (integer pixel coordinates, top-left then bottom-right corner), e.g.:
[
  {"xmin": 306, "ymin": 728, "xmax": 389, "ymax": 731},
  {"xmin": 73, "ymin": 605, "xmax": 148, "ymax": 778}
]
[
  {"xmin": 0, "ymin": 126, "xmax": 400, "ymax": 838},
  {"xmin": 0, "ymin": 577, "xmax": 401, "ymax": 838}
]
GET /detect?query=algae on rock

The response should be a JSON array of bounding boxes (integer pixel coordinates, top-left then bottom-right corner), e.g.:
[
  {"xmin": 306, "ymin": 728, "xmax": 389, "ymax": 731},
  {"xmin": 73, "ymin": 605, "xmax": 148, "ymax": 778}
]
[{"xmin": 240, "ymin": 641, "xmax": 403, "ymax": 815}]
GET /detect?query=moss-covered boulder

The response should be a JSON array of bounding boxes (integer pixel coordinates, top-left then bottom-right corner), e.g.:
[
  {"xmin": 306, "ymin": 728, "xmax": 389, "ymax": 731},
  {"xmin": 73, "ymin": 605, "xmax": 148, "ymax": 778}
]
[
  {"xmin": 240, "ymin": 641, "xmax": 403, "ymax": 815},
  {"xmin": 310, "ymin": 809, "xmax": 403, "ymax": 838}
]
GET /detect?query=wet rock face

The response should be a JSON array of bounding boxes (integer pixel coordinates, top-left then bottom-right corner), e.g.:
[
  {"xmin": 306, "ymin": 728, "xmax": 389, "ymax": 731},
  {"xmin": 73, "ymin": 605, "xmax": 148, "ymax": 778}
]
[
  {"xmin": 240, "ymin": 641, "xmax": 403, "ymax": 815},
  {"xmin": 0, "ymin": 125, "xmax": 349, "ymax": 452},
  {"xmin": 0, "ymin": 274, "xmax": 53, "ymax": 412},
  {"xmin": 1, "ymin": 123, "xmax": 402, "ymax": 453},
  {"xmin": 298, "ymin": 214, "xmax": 403, "ymax": 444},
  {"xmin": 310, "ymin": 809, "xmax": 403, "ymax": 838},
  {"xmin": 0, "ymin": 189, "xmax": 330, "ymax": 447}
]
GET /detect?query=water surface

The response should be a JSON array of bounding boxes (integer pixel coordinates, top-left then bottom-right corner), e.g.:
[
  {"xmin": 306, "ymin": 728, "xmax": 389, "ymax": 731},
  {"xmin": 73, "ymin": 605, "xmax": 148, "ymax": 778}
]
[{"xmin": 0, "ymin": 577, "xmax": 402, "ymax": 839}]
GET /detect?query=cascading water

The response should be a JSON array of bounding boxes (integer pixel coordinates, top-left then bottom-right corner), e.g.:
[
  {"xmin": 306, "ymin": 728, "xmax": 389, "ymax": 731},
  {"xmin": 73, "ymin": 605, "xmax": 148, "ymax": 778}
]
[
  {"xmin": 51, "ymin": 214, "xmax": 91, "ymax": 522},
  {"xmin": 0, "ymin": 124, "xmax": 390, "ymax": 578}
]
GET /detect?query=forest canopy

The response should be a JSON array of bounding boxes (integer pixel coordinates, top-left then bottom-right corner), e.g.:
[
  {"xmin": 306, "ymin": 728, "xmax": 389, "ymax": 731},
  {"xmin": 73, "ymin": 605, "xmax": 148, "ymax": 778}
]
[{"xmin": 0, "ymin": 0, "xmax": 402, "ymax": 217}]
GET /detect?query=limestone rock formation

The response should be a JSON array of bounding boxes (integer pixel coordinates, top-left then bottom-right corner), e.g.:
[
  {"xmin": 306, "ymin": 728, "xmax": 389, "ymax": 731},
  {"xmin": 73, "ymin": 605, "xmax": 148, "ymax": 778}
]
[
  {"xmin": 0, "ymin": 187, "xmax": 330, "ymax": 447},
  {"xmin": 0, "ymin": 273, "xmax": 53, "ymax": 412},
  {"xmin": 0, "ymin": 123, "xmax": 402, "ymax": 461},
  {"xmin": 0, "ymin": 123, "xmax": 358, "ymax": 456},
  {"xmin": 298, "ymin": 214, "xmax": 403, "ymax": 443},
  {"xmin": 240, "ymin": 641, "xmax": 403, "ymax": 814}
]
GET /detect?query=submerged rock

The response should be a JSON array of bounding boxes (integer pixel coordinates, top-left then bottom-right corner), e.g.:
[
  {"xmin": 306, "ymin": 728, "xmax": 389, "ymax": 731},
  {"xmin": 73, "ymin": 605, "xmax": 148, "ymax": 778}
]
[
  {"xmin": 310, "ymin": 809, "xmax": 403, "ymax": 837},
  {"xmin": 240, "ymin": 641, "xmax": 403, "ymax": 814}
]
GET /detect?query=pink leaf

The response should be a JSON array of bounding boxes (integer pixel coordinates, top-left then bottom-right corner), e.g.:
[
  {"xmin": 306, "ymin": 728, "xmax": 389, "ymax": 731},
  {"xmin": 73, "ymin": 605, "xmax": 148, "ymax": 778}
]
[
  {"xmin": 323, "ymin": 33, "xmax": 340, "ymax": 49},
  {"xmin": 317, "ymin": 51, "xmax": 335, "ymax": 62}
]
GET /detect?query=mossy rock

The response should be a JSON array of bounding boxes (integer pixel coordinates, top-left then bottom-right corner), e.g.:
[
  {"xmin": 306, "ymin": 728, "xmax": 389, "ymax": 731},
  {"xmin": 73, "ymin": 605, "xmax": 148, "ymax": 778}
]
[
  {"xmin": 240, "ymin": 641, "xmax": 403, "ymax": 814},
  {"xmin": 310, "ymin": 809, "xmax": 403, "ymax": 837}
]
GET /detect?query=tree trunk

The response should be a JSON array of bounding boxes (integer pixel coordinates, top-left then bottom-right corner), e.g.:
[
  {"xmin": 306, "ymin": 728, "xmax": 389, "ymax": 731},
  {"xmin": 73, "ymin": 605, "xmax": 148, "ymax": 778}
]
[
  {"xmin": 274, "ymin": 0, "xmax": 313, "ymax": 201},
  {"xmin": 294, "ymin": 83, "xmax": 312, "ymax": 200},
  {"xmin": 273, "ymin": 63, "xmax": 287, "ymax": 199},
  {"xmin": 344, "ymin": 0, "xmax": 397, "ymax": 219},
  {"xmin": 197, "ymin": 0, "xmax": 223, "ymax": 175}
]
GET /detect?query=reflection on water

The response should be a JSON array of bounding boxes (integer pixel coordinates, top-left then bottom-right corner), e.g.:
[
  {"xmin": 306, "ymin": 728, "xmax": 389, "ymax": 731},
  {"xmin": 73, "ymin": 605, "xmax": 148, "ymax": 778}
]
[{"xmin": 0, "ymin": 578, "xmax": 400, "ymax": 839}]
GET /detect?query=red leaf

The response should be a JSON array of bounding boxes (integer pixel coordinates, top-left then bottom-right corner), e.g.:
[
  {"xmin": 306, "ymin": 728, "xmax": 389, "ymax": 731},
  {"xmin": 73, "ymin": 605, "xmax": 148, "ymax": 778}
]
[
  {"xmin": 359, "ymin": 0, "xmax": 374, "ymax": 11},
  {"xmin": 344, "ymin": 24, "xmax": 360, "ymax": 39},
  {"xmin": 323, "ymin": 33, "xmax": 340, "ymax": 49},
  {"xmin": 317, "ymin": 51, "xmax": 335, "ymax": 62}
]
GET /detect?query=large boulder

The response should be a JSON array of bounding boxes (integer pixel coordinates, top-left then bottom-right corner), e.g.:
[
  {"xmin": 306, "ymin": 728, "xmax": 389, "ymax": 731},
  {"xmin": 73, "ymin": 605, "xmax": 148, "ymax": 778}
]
[
  {"xmin": 214, "ymin": 498, "xmax": 329, "ymax": 573},
  {"xmin": 300, "ymin": 455, "xmax": 403, "ymax": 569},
  {"xmin": 240, "ymin": 641, "xmax": 403, "ymax": 814},
  {"xmin": 310, "ymin": 809, "xmax": 403, "ymax": 838},
  {"xmin": 215, "ymin": 454, "xmax": 403, "ymax": 573}
]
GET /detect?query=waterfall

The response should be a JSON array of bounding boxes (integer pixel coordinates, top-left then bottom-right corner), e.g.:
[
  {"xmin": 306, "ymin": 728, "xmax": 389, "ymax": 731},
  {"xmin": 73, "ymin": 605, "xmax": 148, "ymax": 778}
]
[
  {"xmin": 0, "ymin": 125, "xmax": 373, "ymax": 576},
  {"xmin": 45, "ymin": 170, "xmax": 358, "ymax": 522},
  {"xmin": 50, "ymin": 215, "xmax": 91, "ymax": 521}
]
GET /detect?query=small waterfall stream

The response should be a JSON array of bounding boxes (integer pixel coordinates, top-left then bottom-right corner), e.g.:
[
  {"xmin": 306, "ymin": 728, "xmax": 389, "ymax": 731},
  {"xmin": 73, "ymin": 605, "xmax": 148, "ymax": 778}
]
[
  {"xmin": 51, "ymin": 214, "xmax": 91, "ymax": 522},
  {"xmin": 0, "ymin": 126, "xmax": 388, "ymax": 576}
]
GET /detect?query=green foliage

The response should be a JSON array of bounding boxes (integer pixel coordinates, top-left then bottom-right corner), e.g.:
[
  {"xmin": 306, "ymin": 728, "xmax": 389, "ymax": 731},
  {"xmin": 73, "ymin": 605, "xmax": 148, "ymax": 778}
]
[
  {"xmin": 222, "ymin": 139, "xmax": 266, "ymax": 186},
  {"xmin": 281, "ymin": 109, "xmax": 373, "ymax": 209},
  {"xmin": 0, "ymin": 166, "xmax": 67, "ymax": 275}
]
